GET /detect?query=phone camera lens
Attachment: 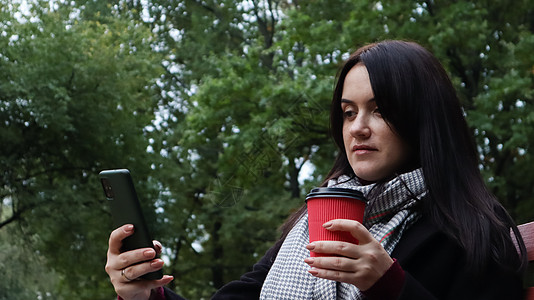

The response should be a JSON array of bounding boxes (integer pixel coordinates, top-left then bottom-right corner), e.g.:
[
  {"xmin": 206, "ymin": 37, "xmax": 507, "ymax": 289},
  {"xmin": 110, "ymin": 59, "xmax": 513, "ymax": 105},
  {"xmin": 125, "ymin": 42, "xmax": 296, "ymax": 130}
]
[{"xmin": 100, "ymin": 179, "xmax": 114, "ymax": 198}]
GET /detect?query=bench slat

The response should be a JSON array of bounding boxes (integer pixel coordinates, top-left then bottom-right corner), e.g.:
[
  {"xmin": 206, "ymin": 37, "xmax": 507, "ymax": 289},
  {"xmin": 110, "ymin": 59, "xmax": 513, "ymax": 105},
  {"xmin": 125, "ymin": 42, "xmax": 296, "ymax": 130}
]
[{"xmin": 517, "ymin": 222, "xmax": 534, "ymax": 261}]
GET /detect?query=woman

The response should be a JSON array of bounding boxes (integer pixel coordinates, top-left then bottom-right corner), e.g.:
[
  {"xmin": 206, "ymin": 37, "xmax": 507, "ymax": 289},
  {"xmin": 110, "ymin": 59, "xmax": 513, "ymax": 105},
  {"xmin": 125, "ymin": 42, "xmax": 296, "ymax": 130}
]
[{"xmin": 105, "ymin": 40, "xmax": 526, "ymax": 299}]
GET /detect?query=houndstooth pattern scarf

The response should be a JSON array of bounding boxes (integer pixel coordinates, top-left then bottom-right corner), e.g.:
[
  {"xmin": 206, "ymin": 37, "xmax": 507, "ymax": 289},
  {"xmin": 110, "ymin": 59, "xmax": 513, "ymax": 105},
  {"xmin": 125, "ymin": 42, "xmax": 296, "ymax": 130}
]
[{"xmin": 259, "ymin": 168, "xmax": 427, "ymax": 300}]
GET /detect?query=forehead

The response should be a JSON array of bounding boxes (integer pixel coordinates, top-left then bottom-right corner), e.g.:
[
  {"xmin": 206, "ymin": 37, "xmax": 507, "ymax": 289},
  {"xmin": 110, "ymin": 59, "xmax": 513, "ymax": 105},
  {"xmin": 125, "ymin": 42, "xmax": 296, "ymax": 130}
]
[{"xmin": 341, "ymin": 65, "xmax": 374, "ymax": 105}]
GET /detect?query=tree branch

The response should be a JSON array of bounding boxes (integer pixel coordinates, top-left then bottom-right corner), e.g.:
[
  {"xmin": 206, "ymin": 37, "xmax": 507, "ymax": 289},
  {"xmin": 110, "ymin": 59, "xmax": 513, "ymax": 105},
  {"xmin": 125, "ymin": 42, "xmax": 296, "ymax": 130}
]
[{"xmin": 0, "ymin": 205, "xmax": 31, "ymax": 229}]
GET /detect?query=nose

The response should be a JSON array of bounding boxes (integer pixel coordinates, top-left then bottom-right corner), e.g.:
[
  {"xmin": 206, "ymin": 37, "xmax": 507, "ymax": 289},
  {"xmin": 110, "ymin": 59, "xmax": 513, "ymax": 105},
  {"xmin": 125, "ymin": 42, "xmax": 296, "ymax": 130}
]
[{"xmin": 349, "ymin": 114, "xmax": 371, "ymax": 139}]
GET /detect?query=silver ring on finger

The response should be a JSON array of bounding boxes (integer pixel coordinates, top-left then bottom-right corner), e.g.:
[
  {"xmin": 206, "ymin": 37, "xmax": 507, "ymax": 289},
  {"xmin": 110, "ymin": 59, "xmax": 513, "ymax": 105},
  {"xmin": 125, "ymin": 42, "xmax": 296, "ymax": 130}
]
[{"xmin": 121, "ymin": 268, "xmax": 135, "ymax": 281}]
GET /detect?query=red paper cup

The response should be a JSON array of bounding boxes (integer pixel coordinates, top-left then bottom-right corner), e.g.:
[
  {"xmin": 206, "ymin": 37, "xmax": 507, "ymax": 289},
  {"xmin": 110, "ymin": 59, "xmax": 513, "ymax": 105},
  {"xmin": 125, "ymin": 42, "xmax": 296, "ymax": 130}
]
[{"xmin": 306, "ymin": 187, "xmax": 366, "ymax": 257}]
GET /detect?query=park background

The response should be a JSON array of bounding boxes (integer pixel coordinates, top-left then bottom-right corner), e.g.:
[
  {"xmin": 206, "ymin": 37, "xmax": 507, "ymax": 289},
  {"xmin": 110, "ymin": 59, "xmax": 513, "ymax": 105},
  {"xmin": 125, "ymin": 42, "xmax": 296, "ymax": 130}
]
[{"xmin": 1, "ymin": 0, "xmax": 533, "ymax": 299}]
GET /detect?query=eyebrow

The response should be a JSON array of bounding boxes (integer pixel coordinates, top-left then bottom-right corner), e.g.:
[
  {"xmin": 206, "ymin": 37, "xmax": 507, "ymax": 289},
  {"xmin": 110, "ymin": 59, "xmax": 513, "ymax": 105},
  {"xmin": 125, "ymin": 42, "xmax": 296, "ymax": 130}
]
[{"xmin": 340, "ymin": 98, "xmax": 375, "ymax": 104}]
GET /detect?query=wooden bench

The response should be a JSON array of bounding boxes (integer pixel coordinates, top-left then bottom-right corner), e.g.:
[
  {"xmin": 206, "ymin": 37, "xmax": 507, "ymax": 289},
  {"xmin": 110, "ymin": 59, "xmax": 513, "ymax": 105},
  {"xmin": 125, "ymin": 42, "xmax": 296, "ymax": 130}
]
[{"xmin": 516, "ymin": 221, "xmax": 534, "ymax": 300}]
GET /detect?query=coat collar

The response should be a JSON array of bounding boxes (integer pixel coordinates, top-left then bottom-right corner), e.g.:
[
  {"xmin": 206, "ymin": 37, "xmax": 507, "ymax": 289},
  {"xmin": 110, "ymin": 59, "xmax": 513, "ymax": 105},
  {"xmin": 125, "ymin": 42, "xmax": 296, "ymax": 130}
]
[{"xmin": 391, "ymin": 216, "xmax": 441, "ymax": 263}]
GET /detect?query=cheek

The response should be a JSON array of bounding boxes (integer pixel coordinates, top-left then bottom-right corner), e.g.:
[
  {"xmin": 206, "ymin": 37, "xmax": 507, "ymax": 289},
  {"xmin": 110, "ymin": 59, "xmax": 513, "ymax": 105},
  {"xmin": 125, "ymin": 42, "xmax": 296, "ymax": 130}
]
[
  {"xmin": 342, "ymin": 124, "xmax": 351, "ymax": 146},
  {"xmin": 379, "ymin": 124, "xmax": 411, "ymax": 164}
]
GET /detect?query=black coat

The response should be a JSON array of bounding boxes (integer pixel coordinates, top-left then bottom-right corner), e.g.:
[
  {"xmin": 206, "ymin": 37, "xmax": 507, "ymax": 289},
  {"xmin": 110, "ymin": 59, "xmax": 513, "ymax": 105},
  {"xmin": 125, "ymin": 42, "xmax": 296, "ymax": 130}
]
[{"xmin": 164, "ymin": 217, "xmax": 524, "ymax": 299}]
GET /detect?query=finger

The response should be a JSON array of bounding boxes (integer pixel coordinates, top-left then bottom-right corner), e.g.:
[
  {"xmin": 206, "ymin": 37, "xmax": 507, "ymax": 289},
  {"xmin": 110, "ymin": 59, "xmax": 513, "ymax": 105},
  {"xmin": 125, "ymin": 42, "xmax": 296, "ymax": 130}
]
[
  {"xmin": 153, "ymin": 240, "xmax": 163, "ymax": 254},
  {"xmin": 115, "ymin": 247, "xmax": 158, "ymax": 270},
  {"xmin": 108, "ymin": 224, "xmax": 135, "ymax": 255},
  {"xmin": 306, "ymin": 240, "xmax": 359, "ymax": 257},
  {"xmin": 323, "ymin": 219, "xmax": 375, "ymax": 245},
  {"xmin": 308, "ymin": 267, "xmax": 351, "ymax": 283},
  {"xmin": 121, "ymin": 258, "xmax": 164, "ymax": 282},
  {"xmin": 150, "ymin": 275, "xmax": 174, "ymax": 287},
  {"xmin": 304, "ymin": 256, "xmax": 357, "ymax": 272},
  {"xmin": 308, "ymin": 267, "xmax": 375, "ymax": 289}
]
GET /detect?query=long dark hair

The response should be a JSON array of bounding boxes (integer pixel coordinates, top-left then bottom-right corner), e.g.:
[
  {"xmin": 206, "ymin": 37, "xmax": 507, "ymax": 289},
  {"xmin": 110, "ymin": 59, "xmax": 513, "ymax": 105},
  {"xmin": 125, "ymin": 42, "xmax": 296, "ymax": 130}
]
[{"xmin": 281, "ymin": 40, "xmax": 526, "ymax": 274}]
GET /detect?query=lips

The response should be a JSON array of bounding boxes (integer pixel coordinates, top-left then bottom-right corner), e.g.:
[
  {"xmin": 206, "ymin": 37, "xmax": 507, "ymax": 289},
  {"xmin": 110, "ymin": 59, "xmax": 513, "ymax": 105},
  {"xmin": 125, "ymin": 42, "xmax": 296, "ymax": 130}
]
[
  {"xmin": 352, "ymin": 145, "xmax": 377, "ymax": 151},
  {"xmin": 352, "ymin": 145, "xmax": 377, "ymax": 155}
]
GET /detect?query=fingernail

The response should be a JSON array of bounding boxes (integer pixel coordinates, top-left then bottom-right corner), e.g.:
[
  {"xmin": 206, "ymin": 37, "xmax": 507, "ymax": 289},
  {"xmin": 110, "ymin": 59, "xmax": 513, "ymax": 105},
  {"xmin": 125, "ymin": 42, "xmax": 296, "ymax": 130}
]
[
  {"xmin": 144, "ymin": 249, "xmax": 156, "ymax": 258},
  {"xmin": 323, "ymin": 221, "xmax": 333, "ymax": 229},
  {"xmin": 308, "ymin": 268, "xmax": 319, "ymax": 276},
  {"xmin": 306, "ymin": 243, "xmax": 316, "ymax": 250},
  {"xmin": 304, "ymin": 257, "xmax": 314, "ymax": 265},
  {"xmin": 151, "ymin": 259, "xmax": 163, "ymax": 267},
  {"xmin": 124, "ymin": 224, "xmax": 134, "ymax": 233}
]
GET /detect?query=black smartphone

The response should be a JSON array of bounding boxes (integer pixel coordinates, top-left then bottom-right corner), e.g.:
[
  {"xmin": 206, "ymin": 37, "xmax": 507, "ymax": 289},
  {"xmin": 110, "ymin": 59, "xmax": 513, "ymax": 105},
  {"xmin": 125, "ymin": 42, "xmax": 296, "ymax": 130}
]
[{"xmin": 99, "ymin": 168, "xmax": 163, "ymax": 280}]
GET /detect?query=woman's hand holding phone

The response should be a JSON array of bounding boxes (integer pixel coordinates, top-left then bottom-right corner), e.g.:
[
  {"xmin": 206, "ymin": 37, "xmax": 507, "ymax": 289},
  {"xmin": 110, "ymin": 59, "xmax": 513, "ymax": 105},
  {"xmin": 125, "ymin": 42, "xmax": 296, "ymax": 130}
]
[{"xmin": 105, "ymin": 224, "xmax": 174, "ymax": 300}]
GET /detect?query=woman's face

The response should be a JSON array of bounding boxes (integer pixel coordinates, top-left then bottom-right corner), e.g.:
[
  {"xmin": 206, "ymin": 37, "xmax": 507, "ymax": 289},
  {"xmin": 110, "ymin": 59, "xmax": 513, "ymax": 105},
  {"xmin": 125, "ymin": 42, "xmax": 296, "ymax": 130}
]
[{"xmin": 341, "ymin": 64, "xmax": 411, "ymax": 182}]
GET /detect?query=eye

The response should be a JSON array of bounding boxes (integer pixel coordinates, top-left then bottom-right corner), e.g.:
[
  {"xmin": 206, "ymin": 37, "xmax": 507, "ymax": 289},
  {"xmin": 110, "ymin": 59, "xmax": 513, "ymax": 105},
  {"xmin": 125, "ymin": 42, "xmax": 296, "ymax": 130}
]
[
  {"xmin": 343, "ymin": 109, "xmax": 357, "ymax": 120},
  {"xmin": 373, "ymin": 107, "xmax": 382, "ymax": 117}
]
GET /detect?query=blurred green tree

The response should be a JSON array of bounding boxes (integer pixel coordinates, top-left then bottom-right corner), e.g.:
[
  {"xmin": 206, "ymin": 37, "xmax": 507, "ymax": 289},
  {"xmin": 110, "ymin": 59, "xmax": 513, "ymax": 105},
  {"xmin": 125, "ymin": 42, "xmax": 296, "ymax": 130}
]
[{"xmin": 0, "ymin": 1, "xmax": 162, "ymax": 298}]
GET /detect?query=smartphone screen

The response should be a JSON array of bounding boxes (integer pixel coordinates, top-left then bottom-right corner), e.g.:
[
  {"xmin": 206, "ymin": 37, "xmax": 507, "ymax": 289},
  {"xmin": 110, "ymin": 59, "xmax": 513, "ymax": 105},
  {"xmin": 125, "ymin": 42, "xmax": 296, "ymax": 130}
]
[{"xmin": 99, "ymin": 169, "xmax": 163, "ymax": 280}]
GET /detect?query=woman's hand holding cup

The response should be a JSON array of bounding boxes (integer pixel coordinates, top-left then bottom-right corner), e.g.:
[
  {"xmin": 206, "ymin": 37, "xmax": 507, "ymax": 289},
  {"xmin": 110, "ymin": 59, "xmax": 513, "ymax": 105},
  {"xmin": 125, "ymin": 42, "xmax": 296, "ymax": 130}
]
[
  {"xmin": 304, "ymin": 219, "xmax": 394, "ymax": 291},
  {"xmin": 304, "ymin": 187, "xmax": 392, "ymax": 291}
]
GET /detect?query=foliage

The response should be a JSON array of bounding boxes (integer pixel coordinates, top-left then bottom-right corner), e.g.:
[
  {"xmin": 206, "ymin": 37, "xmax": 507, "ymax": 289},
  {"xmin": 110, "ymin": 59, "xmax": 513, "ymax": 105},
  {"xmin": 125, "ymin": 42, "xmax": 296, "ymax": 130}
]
[
  {"xmin": 0, "ymin": 1, "xmax": 162, "ymax": 299},
  {"xmin": 0, "ymin": 222, "xmax": 59, "ymax": 300}
]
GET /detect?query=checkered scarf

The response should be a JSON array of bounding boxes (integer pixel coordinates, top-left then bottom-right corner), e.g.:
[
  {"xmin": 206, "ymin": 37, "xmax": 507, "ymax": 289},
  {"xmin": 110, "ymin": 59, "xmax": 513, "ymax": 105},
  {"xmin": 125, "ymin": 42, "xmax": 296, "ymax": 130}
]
[{"xmin": 259, "ymin": 168, "xmax": 426, "ymax": 299}]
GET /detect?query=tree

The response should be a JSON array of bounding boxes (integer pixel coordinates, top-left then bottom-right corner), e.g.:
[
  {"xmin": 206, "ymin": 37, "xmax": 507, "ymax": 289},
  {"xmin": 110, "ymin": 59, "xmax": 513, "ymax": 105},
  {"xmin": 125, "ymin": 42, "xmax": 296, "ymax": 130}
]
[
  {"xmin": 0, "ymin": 219, "xmax": 59, "ymax": 300},
  {"xmin": 0, "ymin": 1, "xmax": 163, "ymax": 298}
]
